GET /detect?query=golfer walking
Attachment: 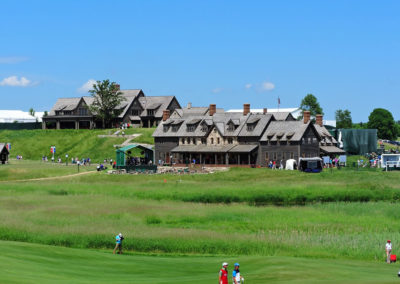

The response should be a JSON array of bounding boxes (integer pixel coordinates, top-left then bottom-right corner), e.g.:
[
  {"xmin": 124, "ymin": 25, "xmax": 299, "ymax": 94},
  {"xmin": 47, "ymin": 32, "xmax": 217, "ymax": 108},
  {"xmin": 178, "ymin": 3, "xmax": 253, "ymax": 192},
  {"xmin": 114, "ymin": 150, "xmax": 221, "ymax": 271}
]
[
  {"xmin": 219, "ymin": 262, "xmax": 228, "ymax": 284},
  {"xmin": 386, "ymin": 240, "xmax": 392, "ymax": 263},
  {"xmin": 113, "ymin": 233, "xmax": 124, "ymax": 254},
  {"xmin": 232, "ymin": 263, "xmax": 244, "ymax": 284}
]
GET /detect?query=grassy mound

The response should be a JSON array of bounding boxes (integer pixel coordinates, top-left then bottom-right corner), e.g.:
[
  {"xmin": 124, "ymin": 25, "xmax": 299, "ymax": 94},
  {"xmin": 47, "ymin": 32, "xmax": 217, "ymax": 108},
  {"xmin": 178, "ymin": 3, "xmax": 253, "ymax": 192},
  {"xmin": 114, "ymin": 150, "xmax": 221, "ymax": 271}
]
[
  {"xmin": 0, "ymin": 128, "xmax": 154, "ymax": 162},
  {"xmin": 0, "ymin": 241, "xmax": 398, "ymax": 283}
]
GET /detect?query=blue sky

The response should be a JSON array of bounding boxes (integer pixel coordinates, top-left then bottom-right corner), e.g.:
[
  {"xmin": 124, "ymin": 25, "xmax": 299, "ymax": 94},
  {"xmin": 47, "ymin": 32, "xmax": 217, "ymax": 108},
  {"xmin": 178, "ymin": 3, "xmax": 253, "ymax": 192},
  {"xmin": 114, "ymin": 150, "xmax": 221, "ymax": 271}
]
[{"xmin": 1, "ymin": 0, "xmax": 399, "ymax": 122}]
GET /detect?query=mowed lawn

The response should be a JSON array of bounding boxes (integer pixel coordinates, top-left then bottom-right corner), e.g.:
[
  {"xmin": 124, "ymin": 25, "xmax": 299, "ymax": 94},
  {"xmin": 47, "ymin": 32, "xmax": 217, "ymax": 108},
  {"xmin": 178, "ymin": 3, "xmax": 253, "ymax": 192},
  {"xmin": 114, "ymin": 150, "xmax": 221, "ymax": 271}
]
[{"xmin": 1, "ymin": 241, "xmax": 399, "ymax": 284}]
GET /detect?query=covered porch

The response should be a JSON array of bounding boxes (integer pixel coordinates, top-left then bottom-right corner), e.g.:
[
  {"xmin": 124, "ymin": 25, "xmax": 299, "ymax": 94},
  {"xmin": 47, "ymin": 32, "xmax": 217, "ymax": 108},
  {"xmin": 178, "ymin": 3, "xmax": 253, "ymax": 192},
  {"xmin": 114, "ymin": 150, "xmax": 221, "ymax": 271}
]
[{"xmin": 171, "ymin": 144, "xmax": 258, "ymax": 166}]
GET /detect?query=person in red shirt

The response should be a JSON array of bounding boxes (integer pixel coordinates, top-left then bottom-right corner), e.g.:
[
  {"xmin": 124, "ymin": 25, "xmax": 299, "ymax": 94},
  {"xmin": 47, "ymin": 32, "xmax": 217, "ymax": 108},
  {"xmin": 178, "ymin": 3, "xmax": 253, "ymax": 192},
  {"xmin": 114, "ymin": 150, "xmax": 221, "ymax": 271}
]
[{"xmin": 219, "ymin": 262, "xmax": 229, "ymax": 284}]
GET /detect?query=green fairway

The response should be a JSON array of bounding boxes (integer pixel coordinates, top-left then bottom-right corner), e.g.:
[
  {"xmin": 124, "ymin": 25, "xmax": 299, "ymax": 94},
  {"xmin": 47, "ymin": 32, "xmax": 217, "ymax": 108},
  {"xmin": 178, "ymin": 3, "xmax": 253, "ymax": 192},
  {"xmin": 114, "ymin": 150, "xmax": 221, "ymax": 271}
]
[{"xmin": 1, "ymin": 241, "xmax": 399, "ymax": 283}]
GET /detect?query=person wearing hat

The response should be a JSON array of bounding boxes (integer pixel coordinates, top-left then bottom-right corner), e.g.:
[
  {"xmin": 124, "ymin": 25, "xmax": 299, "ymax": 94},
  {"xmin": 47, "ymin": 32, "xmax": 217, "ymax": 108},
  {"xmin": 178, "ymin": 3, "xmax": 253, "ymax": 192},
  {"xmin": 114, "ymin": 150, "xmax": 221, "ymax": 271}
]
[
  {"xmin": 386, "ymin": 240, "xmax": 392, "ymax": 263},
  {"xmin": 113, "ymin": 233, "xmax": 124, "ymax": 254},
  {"xmin": 232, "ymin": 263, "xmax": 244, "ymax": 284},
  {"xmin": 219, "ymin": 262, "xmax": 228, "ymax": 284}
]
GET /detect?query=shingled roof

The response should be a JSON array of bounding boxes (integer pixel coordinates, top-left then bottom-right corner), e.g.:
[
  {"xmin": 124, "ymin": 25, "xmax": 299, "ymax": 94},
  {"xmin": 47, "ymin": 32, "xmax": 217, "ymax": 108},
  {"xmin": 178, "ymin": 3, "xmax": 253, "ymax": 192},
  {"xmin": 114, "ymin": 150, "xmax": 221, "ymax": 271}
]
[
  {"xmin": 138, "ymin": 96, "xmax": 177, "ymax": 118},
  {"xmin": 260, "ymin": 121, "xmax": 319, "ymax": 142},
  {"xmin": 314, "ymin": 124, "xmax": 338, "ymax": 145},
  {"xmin": 153, "ymin": 112, "xmax": 274, "ymax": 138}
]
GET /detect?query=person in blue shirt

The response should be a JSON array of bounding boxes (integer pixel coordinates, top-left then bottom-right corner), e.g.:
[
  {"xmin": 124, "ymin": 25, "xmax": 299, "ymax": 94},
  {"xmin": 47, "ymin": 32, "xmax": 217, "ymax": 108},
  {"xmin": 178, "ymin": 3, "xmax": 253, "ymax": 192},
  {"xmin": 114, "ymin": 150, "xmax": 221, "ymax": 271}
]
[
  {"xmin": 232, "ymin": 263, "xmax": 244, "ymax": 284},
  {"xmin": 113, "ymin": 233, "xmax": 124, "ymax": 254}
]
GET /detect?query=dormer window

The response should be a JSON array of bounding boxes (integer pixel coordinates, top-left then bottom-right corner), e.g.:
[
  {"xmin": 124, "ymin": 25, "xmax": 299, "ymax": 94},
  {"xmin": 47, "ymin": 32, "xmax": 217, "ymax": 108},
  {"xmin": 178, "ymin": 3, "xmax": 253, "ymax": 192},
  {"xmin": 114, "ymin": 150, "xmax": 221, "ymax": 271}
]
[
  {"xmin": 187, "ymin": 124, "xmax": 196, "ymax": 132},
  {"xmin": 201, "ymin": 124, "xmax": 208, "ymax": 132},
  {"xmin": 172, "ymin": 125, "xmax": 180, "ymax": 132},
  {"xmin": 64, "ymin": 111, "xmax": 72, "ymax": 115},
  {"xmin": 163, "ymin": 125, "xmax": 169, "ymax": 132},
  {"xmin": 228, "ymin": 138, "xmax": 233, "ymax": 144},
  {"xmin": 227, "ymin": 122, "xmax": 235, "ymax": 131},
  {"xmin": 79, "ymin": 108, "xmax": 88, "ymax": 115},
  {"xmin": 147, "ymin": 109, "xmax": 155, "ymax": 116},
  {"xmin": 246, "ymin": 123, "xmax": 255, "ymax": 131}
]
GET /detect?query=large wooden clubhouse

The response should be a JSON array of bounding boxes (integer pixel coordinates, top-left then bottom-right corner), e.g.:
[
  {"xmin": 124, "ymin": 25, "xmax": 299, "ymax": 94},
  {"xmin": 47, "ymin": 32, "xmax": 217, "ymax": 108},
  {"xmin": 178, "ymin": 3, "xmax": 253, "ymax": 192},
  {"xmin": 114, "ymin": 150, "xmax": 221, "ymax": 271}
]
[
  {"xmin": 153, "ymin": 104, "xmax": 344, "ymax": 167},
  {"xmin": 42, "ymin": 85, "xmax": 181, "ymax": 129}
]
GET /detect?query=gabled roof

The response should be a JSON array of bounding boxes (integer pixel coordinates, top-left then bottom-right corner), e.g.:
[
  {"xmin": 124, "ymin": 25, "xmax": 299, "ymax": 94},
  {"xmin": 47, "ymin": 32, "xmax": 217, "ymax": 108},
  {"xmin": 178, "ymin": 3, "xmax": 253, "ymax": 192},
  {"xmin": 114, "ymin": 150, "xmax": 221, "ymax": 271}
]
[
  {"xmin": 0, "ymin": 143, "xmax": 9, "ymax": 154},
  {"xmin": 314, "ymin": 124, "xmax": 338, "ymax": 144},
  {"xmin": 269, "ymin": 112, "xmax": 294, "ymax": 121},
  {"xmin": 260, "ymin": 121, "xmax": 318, "ymax": 142},
  {"xmin": 49, "ymin": 97, "xmax": 82, "ymax": 115},
  {"xmin": 138, "ymin": 96, "xmax": 177, "ymax": 118},
  {"xmin": 153, "ymin": 112, "xmax": 273, "ymax": 138}
]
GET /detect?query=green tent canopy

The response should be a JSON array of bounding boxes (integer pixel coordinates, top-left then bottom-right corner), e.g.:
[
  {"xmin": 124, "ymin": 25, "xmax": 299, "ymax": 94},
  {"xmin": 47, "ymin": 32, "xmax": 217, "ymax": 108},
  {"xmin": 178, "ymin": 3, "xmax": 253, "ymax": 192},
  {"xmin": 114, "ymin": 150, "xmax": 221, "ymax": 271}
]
[
  {"xmin": 339, "ymin": 129, "xmax": 377, "ymax": 155},
  {"xmin": 115, "ymin": 144, "xmax": 154, "ymax": 167}
]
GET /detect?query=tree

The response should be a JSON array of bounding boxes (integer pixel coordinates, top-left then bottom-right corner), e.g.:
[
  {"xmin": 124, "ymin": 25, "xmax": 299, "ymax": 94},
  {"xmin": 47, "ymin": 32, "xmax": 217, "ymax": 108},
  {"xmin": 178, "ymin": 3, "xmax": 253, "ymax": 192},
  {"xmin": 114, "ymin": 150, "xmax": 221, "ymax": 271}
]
[
  {"xmin": 335, "ymin": 109, "xmax": 352, "ymax": 129},
  {"xmin": 29, "ymin": 108, "xmax": 35, "ymax": 117},
  {"xmin": 43, "ymin": 111, "xmax": 48, "ymax": 117},
  {"xmin": 367, "ymin": 108, "xmax": 397, "ymax": 140},
  {"xmin": 88, "ymin": 80, "xmax": 125, "ymax": 128},
  {"xmin": 299, "ymin": 94, "xmax": 324, "ymax": 119}
]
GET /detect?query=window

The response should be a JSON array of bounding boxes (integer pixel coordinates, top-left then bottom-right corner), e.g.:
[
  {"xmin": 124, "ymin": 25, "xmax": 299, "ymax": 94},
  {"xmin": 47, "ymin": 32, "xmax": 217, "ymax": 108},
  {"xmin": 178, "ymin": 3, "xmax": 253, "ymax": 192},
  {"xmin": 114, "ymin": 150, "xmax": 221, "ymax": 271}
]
[
  {"xmin": 181, "ymin": 138, "xmax": 185, "ymax": 144},
  {"xmin": 211, "ymin": 138, "xmax": 214, "ymax": 144},
  {"xmin": 55, "ymin": 111, "xmax": 60, "ymax": 115},
  {"xmin": 217, "ymin": 138, "xmax": 220, "ymax": 144},
  {"xmin": 246, "ymin": 123, "xmax": 255, "ymax": 131},
  {"xmin": 163, "ymin": 125, "xmax": 169, "ymax": 132},
  {"xmin": 78, "ymin": 108, "xmax": 88, "ymax": 115},
  {"xmin": 172, "ymin": 125, "xmax": 179, "ymax": 132},
  {"xmin": 265, "ymin": 152, "xmax": 269, "ymax": 160},
  {"xmin": 201, "ymin": 138, "xmax": 206, "ymax": 144},
  {"xmin": 131, "ymin": 109, "xmax": 140, "ymax": 116},
  {"xmin": 290, "ymin": 152, "xmax": 294, "ymax": 159},
  {"xmin": 147, "ymin": 110, "xmax": 154, "ymax": 116},
  {"xmin": 64, "ymin": 111, "xmax": 71, "ymax": 115},
  {"xmin": 213, "ymin": 128, "xmax": 217, "ymax": 133},
  {"xmin": 187, "ymin": 125, "xmax": 196, "ymax": 132},
  {"xmin": 313, "ymin": 137, "xmax": 317, "ymax": 143},
  {"xmin": 227, "ymin": 123, "xmax": 235, "ymax": 131},
  {"xmin": 187, "ymin": 138, "xmax": 191, "ymax": 144},
  {"xmin": 193, "ymin": 138, "xmax": 197, "ymax": 145},
  {"xmin": 228, "ymin": 138, "xmax": 233, "ymax": 144}
]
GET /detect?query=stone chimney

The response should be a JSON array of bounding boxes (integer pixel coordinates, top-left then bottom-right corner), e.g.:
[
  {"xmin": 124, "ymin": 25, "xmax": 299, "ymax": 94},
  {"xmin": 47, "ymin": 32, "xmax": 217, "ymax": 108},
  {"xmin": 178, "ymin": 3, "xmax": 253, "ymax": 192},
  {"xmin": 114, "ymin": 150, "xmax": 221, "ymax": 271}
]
[
  {"xmin": 187, "ymin": 102, "xmax": 192, "ymax": 109},
  {"xmin": 209, "ymin": 104, "xmax": 216, "ymax": 116},
  {"xmin": 162, "ymin": 110, "xmax": 170, "ymax": 121},
  {"xmin": 303, "ymin": 111, "xmax": 311, "ymax": 124},
  {"xmin": 114, "ymin": 84, "xmax": 120, "ymax": 91},
  {"xmin": 263, "ymin": 108, "xmax": 268, "ymax": 115},
  {"xmin": 243, "ymin": 104, "xmax": 250, "ymax": 116},
  {"xmin": 316, "ymin": 114, "xmax": 323, "ymax": 127}
]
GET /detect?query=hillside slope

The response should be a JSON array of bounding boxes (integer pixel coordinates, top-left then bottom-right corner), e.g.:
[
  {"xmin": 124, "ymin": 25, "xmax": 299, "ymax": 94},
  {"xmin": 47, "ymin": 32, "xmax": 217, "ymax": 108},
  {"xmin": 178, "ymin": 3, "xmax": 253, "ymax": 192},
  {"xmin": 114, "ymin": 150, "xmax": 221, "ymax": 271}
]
[{"xmin": 0, "ymin": 129, "xmax": 154, "ymax": 162}]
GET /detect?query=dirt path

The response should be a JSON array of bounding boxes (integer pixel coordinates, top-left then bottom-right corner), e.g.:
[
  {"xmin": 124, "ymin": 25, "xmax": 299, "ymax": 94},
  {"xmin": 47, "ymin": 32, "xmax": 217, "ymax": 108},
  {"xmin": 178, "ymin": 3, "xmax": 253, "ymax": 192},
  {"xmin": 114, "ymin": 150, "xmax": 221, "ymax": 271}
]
[{"xmin": 0, "ymin": 170, "xmax": 97, "ymax": 183}]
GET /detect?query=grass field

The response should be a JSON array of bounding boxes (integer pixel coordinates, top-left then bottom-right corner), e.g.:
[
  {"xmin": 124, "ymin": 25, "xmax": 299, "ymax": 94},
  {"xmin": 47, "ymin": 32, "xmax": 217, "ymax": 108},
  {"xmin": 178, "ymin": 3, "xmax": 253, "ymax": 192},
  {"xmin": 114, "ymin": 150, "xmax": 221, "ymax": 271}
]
[
  {"xmin": 1, "ymin": 159, "xmax": 400, "ymax": 282},
  {"xmin": 0, "ymin": 128, "xmax": 153, "ymax": 163},
  {"xmin": 1, "ymin": 241, "xmax": 399, "ymax": 283}
]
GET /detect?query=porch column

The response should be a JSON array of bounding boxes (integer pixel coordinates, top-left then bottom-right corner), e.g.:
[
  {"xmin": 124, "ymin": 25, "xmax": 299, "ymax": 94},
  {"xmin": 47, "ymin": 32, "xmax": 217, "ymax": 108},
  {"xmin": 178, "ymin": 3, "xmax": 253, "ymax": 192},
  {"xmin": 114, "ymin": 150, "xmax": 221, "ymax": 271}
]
[
  {"xmin": 148, "ymin": 120, "xmax": 151, "ymax": 128},
  {"xmin": 56, "ymin": 120, "xmax": 60, "ymax": 129},
  {"xmin": 75, "ymin": 121, "xmax": 79, "ymax": 130},
  {"xmin": 238, "ymin": 155, "xmax": 240, "ymax": 165},
  {"xmin": 248, "ymin": 154, "xmax": 250, "ymax": 165},
  {"xmin": 200, "ymin": 154, "xmax": 202, "ymax": 164},
  {"xmin": 42, "ymin": 121, "xmax": 46, "ymax": 129},
  {"xmin": 189, "ymin": 153, "xmax": 192, "ymax": 163},
  {"xmin": 225, "ymin": 153, "xmax": 229, "ymax": 165},
  {"xmin": 215, "ymin": 154, "xmax": 217, "ymax": 164}
]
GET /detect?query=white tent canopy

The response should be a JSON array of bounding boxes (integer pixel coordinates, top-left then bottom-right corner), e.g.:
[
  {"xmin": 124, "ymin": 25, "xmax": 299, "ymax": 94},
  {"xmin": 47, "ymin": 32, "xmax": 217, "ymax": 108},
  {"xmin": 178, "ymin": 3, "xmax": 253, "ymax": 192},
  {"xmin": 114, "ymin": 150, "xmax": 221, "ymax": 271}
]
[{"xmin": 0, "ymin": 110, "xmax": 44, "ymax": 123}]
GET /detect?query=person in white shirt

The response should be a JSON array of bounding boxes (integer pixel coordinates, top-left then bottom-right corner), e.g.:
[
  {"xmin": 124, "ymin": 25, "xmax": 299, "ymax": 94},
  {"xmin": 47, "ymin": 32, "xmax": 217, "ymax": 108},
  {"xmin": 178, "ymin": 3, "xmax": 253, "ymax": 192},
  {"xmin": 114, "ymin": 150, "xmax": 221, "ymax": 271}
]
[{"xmin": 386, "ymin": 240, "xmax": 392, "ymax": 263}]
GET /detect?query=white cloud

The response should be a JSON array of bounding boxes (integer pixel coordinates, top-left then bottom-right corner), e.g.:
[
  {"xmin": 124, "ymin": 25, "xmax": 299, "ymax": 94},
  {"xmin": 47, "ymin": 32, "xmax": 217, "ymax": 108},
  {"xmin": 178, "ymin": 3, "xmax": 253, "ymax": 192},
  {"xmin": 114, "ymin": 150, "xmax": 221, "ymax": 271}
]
[
  {"xmin": 245, "ymin": 83, "xmax": 252, "ymax": 89},
  {"xmin": 260, "ymin": 81, "xmax": 275, "ymax": 91},
  {"xmin": 212, "ymin": 87, "xmax": 223, "ymax": 93},
  {"xmin": 0, "ymin": 57, "xmax": 29, "ymax": 64},
  {"xmin": 0, "ymin": 76, "xmax": 32, "ymax": 87},
  {"xmin": 78, "ymin": 79, "xmax": 97, "ymax": 93}
]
